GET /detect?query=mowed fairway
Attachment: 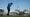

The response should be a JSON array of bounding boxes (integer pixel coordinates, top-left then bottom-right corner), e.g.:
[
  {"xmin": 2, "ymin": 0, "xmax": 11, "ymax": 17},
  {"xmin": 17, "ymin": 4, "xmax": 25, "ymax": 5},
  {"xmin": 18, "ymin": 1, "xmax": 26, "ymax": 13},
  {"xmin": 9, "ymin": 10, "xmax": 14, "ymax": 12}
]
[{"xmin": 0, "ymin": 15, "xmax": 29, "ymax": 17}]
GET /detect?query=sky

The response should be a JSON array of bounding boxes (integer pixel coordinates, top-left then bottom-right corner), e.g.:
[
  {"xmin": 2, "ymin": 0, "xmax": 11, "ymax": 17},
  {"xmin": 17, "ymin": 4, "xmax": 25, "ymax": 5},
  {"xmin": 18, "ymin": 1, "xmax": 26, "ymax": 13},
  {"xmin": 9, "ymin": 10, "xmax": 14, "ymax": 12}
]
[{"xmin": 0, "ymin": 0, "xmax": 30, "ymax": 13}]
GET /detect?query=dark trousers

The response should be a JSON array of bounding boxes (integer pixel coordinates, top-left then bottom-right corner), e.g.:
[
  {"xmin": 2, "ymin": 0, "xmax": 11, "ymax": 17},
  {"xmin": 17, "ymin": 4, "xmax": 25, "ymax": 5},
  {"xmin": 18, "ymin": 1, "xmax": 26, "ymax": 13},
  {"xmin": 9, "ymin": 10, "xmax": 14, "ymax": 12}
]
[{"xmin": 7, "ymin": 7, "xmax": 10, "ymax": 15}]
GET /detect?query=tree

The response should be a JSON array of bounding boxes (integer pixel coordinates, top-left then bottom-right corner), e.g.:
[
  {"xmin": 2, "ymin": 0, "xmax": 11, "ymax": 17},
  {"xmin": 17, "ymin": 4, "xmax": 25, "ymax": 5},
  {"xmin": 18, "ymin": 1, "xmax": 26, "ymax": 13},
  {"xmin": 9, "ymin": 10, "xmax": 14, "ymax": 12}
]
[
  {"xmin": 15, "ymin": 10, "xmax": 20, "ymax": 15},
  {"xmin": 0, "ymin": 9, "xmax": 4, "ymax": 12},
  {"xmin": 0, "ymin": 9, "xmax": 4, "ymax": 16},
  {"xmin": 24, "ymin": 9, "xmax": 27, "ymax": 12},
  {"xmin": 19, "ymin": 11, "xmax": 25, "ymax": 15}
]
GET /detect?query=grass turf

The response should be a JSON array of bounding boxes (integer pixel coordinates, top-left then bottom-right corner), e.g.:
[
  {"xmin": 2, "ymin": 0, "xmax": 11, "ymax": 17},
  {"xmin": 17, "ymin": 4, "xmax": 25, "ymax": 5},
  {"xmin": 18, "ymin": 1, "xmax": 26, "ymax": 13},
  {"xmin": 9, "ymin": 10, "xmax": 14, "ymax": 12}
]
[{"xmin": 0, "ymin": 15, "xmax": 29, "ymax": 17}]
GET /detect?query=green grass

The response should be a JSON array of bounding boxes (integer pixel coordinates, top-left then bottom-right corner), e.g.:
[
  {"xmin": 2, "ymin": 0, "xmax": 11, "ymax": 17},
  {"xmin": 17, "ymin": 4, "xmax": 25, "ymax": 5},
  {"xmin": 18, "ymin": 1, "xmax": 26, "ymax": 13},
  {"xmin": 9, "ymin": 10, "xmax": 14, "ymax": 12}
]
[{"xmin": 0, "ymin": 15, "xmax": 29, "ymax": 17}]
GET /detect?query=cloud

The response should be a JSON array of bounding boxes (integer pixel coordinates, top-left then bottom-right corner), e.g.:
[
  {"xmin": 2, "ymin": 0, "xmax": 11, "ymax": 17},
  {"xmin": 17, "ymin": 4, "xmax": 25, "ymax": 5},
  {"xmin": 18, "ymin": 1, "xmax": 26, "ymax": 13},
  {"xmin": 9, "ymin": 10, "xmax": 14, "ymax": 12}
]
[{"xmin": 0, "ymin": 8, "xmax": 3, "ymax": 9}]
